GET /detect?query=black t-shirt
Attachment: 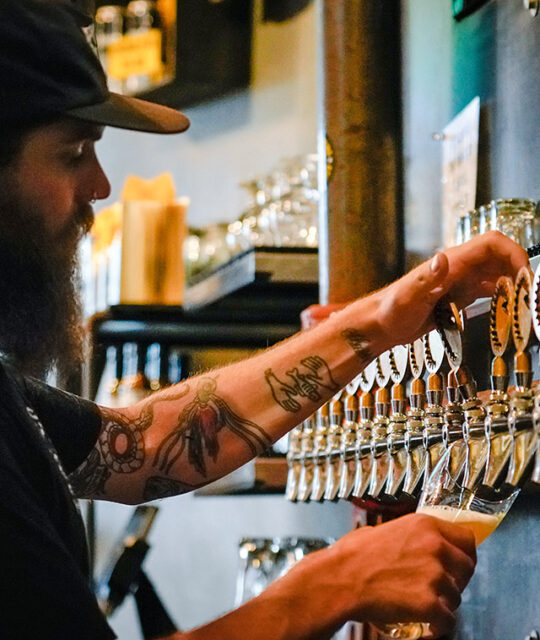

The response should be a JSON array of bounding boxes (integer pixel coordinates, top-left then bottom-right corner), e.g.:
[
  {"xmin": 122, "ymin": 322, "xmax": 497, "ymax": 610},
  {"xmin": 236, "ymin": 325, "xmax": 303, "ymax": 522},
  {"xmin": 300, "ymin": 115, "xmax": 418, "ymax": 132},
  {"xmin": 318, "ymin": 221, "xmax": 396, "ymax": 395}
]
[{"xmin": 0, "ymin": 361, "xmax": 116, "ymax": 640}]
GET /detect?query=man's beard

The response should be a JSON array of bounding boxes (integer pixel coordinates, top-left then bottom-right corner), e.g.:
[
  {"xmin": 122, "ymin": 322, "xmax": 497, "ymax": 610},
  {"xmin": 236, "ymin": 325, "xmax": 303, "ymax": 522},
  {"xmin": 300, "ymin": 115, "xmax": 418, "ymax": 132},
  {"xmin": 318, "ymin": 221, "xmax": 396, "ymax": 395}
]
[{"xmin": 0, "ymin": 178, "xmax": 93, "ymax": 381}]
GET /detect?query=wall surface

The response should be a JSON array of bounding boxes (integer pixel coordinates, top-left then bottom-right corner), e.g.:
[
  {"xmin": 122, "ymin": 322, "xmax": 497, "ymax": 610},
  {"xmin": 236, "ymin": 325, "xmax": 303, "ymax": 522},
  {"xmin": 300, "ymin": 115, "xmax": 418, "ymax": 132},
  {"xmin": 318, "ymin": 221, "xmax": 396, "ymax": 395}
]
[
  {"xmin": 97, "ymin": 0, "xmax": 319, "ymax": 229},
  {"xmin": 403, "ymin": 1, "xmax": 540, "ymax": 638},
  {"xmin": 93, "ymin": 3, "xmax": 353, "ymax": 638},
  {"xmin": 402, "ymin": 0, "xmax": 539, "ymax": 260}
]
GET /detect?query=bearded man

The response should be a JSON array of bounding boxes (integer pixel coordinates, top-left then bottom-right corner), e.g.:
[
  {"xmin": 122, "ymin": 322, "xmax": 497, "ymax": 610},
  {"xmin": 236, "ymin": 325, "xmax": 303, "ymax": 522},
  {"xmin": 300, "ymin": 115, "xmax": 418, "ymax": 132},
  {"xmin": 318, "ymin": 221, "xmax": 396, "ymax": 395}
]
[{"xmin": 0, "ymin": 2, "xmax": 530, "ymax": 640}]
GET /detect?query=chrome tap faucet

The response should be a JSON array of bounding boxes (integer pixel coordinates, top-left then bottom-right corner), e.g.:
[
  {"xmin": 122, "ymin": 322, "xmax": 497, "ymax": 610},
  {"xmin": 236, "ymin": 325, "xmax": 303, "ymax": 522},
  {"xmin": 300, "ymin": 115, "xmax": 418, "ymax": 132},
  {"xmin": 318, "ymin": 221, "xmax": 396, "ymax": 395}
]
[
  {"xmin": 309, "ymin": 403, "xmax": 330, "ymax": 502},
  {"xmin": 402, "ymin": 377, "xmax": 426, "ymax": 497},
  {"xmin": 338, "ymin": 388, "xmax": 360, "ymax": 499},
  {"xmin": 285, "ymin": 424, "xmax": 303, "ymax": 501},
  {"xmin": 421, "ymin": 371, "xmax": 445, "ymax": 491},
  {"xmin": 323, "ymin": 396, "xmax": 345, "ymax": 501},
  {"xmin": 352, "ymin": 390, "xmax": 375, "ymax": 498},
  {"xmin": 483, "ymin": 356, "xmax": 513, "ymax": 489},
  {"xmin": 442, "ymin": 370, "xmax": 468, "ymax": 481},
  {"xmin": 297, "ymin": 413, "xmax": 317, "ymax": 502},
  {"xmin": 455, "ymin": 365, "xmax": 489, "ymax": 491},
  {"xmin": 529, "ymin": 387, "xmax": 540, "ymax": 485},
  {"xmin": 505, "ymin": 351, "xmax": 535, "ymax": 488},
  {"xmin": 384, "ymin": 382, "xmax": 408, "ymax": 497},
  {"xmin": 367, "ymin": 385, "xmax": 391, "ymax": 499},
  {"xmin": 382, "ymin": 345, "xmax": 410, "ymax": 498},
  {"xmin": 505, "ymin": 266, "xmax": 535, "ymax": 489}
]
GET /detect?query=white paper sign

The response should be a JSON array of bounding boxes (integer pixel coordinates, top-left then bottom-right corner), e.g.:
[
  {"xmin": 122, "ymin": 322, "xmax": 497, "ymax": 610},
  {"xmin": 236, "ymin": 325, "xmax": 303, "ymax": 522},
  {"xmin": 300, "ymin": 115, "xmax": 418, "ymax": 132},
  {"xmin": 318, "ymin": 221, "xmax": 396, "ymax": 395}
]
[{"xmin": 441, "ymin": 96, "xmax": 480, "ymax": 247}]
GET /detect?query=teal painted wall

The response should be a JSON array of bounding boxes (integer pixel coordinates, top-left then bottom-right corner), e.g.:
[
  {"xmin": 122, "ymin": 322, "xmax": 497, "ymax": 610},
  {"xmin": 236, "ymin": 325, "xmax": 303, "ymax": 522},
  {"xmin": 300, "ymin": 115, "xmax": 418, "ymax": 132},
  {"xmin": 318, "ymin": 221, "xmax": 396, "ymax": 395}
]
[{"xmin": 403, "ymin": 0, "xmax": 539, "ymax": 259}]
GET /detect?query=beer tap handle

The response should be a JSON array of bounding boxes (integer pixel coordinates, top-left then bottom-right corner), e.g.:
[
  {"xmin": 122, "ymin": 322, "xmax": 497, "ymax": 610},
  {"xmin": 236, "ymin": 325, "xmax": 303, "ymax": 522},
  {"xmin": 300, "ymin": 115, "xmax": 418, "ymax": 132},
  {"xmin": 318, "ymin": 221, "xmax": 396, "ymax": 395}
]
[
  {"xmin": 426, "ymin": 372, "xmax": 443, "ymax": 407},
  {"xmin": 455, "ymin": 364, "xmax": 478, "ymax": 403},
  {"xmin": 409, "ymin": 377, "xmax": 426, "ymax": 410},
  {"xmin": 490, "ymin": 355, "xmax": 509, "ymax": 395},
  {"xmin": 515, "ymin": 351, "xmax": 533, "ymax": 391}
]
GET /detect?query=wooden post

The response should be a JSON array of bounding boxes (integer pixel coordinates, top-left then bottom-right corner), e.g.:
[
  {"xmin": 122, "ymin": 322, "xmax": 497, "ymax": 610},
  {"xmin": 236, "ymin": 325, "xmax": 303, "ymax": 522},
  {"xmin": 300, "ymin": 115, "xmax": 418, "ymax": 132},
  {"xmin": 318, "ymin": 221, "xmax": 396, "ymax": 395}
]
[{"xmin": 317, "ymin": 0, "xmax": 403, "ymax": 305}]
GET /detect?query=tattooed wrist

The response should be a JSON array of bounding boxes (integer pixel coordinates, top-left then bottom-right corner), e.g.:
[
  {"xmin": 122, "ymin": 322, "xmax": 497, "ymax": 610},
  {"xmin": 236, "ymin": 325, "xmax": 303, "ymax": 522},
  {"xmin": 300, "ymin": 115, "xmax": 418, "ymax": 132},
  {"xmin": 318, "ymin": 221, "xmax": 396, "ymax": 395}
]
[
  {"xmin": 341, "ymin": 329, "xmax": 375, "ymax": 367},
  {"xmin": 265, "ymin": 355, "xmax": 339, "ymax": 413}
]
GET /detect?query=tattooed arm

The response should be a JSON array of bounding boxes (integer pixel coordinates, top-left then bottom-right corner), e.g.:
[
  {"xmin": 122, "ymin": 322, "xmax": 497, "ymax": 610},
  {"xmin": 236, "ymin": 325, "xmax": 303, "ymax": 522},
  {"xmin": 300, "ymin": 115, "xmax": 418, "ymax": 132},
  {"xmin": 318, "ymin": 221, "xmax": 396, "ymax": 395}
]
[{"xmin": 70, "ymin": 232, "xmax": 528, "ymax": 504}]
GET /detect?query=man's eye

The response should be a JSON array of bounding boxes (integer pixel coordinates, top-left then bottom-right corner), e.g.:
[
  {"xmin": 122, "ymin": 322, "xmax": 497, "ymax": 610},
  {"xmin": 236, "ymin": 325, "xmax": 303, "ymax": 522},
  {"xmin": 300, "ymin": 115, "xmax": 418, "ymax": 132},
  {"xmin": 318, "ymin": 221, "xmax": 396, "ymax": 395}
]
[{"xmin": 63, "ymin": 143, "xmax": 86, "ymax": 165}]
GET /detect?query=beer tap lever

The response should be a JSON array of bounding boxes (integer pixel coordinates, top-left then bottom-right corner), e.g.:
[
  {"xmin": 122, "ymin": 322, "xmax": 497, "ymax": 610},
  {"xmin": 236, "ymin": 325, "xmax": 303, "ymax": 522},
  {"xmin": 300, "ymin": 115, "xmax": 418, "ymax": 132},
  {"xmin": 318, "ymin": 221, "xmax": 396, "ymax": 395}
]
[
  {"xmin": 351, "ymin": 391, "xmax": 375, "ymax": 498},
  {"xmin": 384, "ymin": 382, "xmax": 408, "ymax": 498},
  {"xmin": 337, "ymin": 390, "xmax": 359, "ymax": 500},
  {"xmin": 309, "ymin": 404, "xmax": 330, "ymax": 502},
  {"xmin": 455, "ymin": 364, "xmax": 488, "ymax": 492},
  {"xmin": 483, "ymin": 356, "xmax": 513, "ymax": 490},
  {"xmin": 323, "ymin": 396, "xmax": 344, "ymax": 501},
  {"xmin": 366, "ymin": 386, "xmax": 391, "ymax": 500},
  {"xmin": 421, "ymin": 372, "xmax": 445, "ymax": 491},
  {"xmin": 402, "ymin": 377, "xmax": 426, "ymax": 497}
]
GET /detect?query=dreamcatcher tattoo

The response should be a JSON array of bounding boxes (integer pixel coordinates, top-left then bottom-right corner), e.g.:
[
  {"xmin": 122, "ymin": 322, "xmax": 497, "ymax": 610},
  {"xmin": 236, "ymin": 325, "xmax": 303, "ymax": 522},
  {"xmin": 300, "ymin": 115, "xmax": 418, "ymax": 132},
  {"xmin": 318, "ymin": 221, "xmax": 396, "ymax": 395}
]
[{"xmin": 153, "ymin": 377, "xmax": 272, "ymax": 477}]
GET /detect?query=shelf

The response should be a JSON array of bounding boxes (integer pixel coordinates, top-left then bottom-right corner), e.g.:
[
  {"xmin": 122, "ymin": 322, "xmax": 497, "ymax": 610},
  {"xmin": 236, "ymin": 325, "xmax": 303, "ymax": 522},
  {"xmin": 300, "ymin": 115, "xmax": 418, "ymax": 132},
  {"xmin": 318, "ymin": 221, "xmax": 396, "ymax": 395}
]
[{"xmin": 195, "ymin": 457, "xmax": 288, "ymax": 496}]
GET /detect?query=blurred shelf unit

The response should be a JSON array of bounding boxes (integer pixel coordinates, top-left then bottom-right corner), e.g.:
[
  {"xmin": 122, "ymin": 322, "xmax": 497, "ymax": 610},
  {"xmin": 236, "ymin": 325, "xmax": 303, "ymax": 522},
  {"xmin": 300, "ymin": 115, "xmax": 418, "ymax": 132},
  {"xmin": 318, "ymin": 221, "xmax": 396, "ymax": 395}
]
[{"xmin": 95, "ymin": 0, "xmax": 253, "ymax": 109}]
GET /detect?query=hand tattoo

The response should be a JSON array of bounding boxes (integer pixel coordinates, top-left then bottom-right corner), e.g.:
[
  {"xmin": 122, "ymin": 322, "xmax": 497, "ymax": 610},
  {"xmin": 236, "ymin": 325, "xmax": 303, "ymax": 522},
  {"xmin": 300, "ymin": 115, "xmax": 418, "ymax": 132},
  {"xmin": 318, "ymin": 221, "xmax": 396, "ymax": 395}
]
[
  {"xmin": 265, "ymin": 355, "xmax": 339, "ymax": 412},
  {"xmin": 341, "ymin": 329, "xmax": 374, "ymax": 366},
  {"xmin": 153, "ymin": 377, "xmax": 272, "ymax": 477}
]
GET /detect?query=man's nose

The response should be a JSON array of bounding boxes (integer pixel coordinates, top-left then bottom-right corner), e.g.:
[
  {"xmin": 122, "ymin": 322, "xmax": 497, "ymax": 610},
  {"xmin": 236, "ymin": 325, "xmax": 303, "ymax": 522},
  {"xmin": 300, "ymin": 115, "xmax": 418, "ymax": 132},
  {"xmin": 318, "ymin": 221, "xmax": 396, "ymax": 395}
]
[{"xmin": 92, "ymin": 161, "xmax": 111, "ymax": 201}]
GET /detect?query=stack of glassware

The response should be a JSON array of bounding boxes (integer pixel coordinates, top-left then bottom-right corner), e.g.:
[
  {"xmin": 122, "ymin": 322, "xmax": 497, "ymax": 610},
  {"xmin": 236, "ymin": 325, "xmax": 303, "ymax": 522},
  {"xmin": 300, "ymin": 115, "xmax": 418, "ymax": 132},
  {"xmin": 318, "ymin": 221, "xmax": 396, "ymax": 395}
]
[
  {"xmin": 235, "ymin": 154, "xmax": 320, "ymax": 249},
  {"xmin": 234, "ymin": 536, "xmax": 333, "ymax": 606},
  {"xmin": 455, "ymin": 198, "xmax": 538, "ymax": 248},
  {"xmin": 183, "ymin": 154, "xmax": 320, "ymax": 281}
]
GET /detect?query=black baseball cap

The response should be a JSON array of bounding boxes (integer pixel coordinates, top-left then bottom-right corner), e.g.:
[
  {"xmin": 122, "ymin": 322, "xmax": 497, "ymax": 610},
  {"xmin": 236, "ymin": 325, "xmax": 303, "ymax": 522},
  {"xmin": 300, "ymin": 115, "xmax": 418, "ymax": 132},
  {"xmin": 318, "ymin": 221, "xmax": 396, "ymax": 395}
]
[{"xmin": 0, "ymin": 0, "xmax": 190, "ymax": 134}]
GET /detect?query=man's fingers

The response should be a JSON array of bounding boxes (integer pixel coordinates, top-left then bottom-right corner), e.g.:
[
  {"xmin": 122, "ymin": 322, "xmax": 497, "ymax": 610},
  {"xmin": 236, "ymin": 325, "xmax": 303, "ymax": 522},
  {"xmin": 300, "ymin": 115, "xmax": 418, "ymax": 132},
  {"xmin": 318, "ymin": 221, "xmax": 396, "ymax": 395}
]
[
  {"xmin": 434, "ymin": 518, "xmax": 477, "ymax": 561},
  {"xmin": 425, "ymin": 602, "xmax": 457, "ymax": 639},
  {"xmin": 439, "ymin": 545, "xmax": 476, "ymax": 592},
  {"xmin": 436, "ymin": 576, "xmax": 462, "ymax": 614},
  {"xmin": 448, "ymin": 230, "xmax": 529, "ymax": 277},
  {"xmin": 483, "ymin": 230, "xmax": 530, "ymax": 274}
]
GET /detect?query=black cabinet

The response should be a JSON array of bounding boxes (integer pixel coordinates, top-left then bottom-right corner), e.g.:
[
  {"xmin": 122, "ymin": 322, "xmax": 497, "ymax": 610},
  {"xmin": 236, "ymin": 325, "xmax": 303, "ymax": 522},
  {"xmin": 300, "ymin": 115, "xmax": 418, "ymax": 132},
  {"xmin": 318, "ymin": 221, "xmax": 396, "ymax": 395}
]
[{"xmin": 95, "ymin": 0, "xmax": 253, "ymax": 109}]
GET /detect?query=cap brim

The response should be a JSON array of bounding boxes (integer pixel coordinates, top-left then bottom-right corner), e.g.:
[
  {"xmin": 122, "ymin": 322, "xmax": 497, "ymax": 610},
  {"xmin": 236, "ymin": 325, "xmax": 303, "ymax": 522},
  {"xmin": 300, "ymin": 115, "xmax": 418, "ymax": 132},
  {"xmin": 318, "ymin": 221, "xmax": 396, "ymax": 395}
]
[{"xmin": 66, "ymin": 92, "xmax": 190, "ymax": 134}]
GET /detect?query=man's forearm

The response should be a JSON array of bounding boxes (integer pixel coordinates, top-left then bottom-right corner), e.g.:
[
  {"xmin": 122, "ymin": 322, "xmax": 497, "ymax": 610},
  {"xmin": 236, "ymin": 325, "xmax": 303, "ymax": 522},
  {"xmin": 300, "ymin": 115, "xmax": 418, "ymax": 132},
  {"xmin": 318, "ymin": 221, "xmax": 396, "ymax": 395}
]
[
  {"xmin": 71, "ymin": 291, "xmax": 383, "ymax": 503},
  {"xmin": 116, "ymin": 293, "xmax": 383, "ymax": 502}
]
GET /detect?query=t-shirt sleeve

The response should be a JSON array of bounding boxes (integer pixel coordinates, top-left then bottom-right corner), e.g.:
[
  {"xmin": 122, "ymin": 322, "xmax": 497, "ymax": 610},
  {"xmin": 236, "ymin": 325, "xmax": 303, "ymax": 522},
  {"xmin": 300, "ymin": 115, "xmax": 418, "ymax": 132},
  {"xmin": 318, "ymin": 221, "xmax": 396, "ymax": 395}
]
[{"xmin": 18, "ymin": 376, "xmax": 102, "ymax": 474}]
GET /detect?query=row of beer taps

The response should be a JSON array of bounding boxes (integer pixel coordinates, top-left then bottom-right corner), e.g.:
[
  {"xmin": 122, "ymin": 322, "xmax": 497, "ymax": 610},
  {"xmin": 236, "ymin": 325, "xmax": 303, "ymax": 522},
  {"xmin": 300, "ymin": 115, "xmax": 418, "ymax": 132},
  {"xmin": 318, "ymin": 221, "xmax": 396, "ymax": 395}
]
[{"xmin": 285, "ymin": 263, "xmax": 540, "ymax": 505}]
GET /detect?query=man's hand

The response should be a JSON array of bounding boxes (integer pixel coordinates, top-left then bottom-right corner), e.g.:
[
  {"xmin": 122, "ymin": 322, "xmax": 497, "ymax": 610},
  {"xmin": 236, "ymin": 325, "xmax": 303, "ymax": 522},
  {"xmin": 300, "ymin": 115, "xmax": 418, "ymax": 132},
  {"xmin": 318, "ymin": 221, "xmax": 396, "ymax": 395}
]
[
  {"xmin": 306, "ymin": 513, "xmax": 477, "ymax": 638},
  {"xmin": 371, "ymin": 231, "xmax": 529, "ymax": 349}
]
